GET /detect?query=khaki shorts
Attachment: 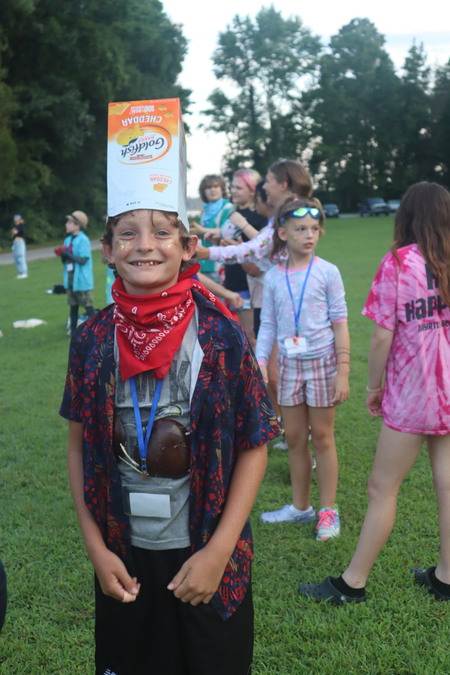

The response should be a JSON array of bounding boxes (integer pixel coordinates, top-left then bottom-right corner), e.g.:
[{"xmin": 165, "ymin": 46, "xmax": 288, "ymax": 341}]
[
  {"xmin": 67, "ymin": 289, "xmax": 94, "ymax": 307},
  {"xmin": 278, "ymin": 351, "xmax": 336, "ymax": 408}
]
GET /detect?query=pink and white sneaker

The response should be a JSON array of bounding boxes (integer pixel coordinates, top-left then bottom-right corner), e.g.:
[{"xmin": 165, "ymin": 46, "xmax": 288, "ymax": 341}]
[{"xmin": 316, "ymin": 507, "xmax": 340, "ymax": 541}]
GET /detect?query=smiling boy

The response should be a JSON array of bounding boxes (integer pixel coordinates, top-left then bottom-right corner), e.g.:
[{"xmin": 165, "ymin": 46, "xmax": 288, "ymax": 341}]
[{"xmin": 60, "ymin": 205, "xmax": 280, "ymax": 675}]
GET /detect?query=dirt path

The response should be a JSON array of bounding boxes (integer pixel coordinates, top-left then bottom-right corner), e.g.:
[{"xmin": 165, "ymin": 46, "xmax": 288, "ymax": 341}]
[{"xmin": 0, "ymin": 240, "xmax": 101, "ymax": 266}]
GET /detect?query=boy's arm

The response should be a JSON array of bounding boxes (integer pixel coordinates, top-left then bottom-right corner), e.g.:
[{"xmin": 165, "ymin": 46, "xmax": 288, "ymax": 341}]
[
  {"xmin": 67, "ymin": 421, "xmax": 140, "ymax": 603},
  {"xmin": 167, "ymin": 442, "xmax": 268, "ymax": 606},
  {"xmin": 332, "ymin": 320, "xmax": 350, "ymax": 404}
]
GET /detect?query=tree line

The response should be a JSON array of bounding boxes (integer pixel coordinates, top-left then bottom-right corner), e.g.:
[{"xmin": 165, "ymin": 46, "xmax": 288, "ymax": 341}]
[
  {"xmin": 1, "ymin": 2, "xmax": 449, "ymax": 242},
  {"xmin": 204, "ymin": 8, "xmax": 450, "ymax": 210},
  {"xmin": 0, "ymin": 0, "xmax": 190, "ymax": 242}
]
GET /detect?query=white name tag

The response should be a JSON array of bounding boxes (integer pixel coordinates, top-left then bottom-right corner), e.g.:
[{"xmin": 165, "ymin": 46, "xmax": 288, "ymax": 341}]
[
  {"xmin": 129, "ymin": 492, "xmax": 171, "ymax": 518},
  {"xmin": 285, "ymin": 336, "xmax": 307, "ymax": 355},
  {"xmin": 66, "ymin": 262, "xmax": 74, "ymax": 272}
]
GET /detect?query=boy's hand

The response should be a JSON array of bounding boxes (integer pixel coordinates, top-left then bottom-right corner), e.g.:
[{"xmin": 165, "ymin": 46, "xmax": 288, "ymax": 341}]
[
  {"xmin": 332, "ymin": 373, "xmax": 349, "ymax": 404},
  {"xmin": 91, "ymin": 547, "xmax": 140, "ymax": 603},
  {"xmin": 167, "ymin": 547, "xmax": 227, "ymax": 606}
]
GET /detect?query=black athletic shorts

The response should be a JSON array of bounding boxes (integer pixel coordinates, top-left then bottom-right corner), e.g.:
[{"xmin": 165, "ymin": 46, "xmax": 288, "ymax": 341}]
[{"xmin": 95, "ymin": 546, "xmax": 253, "ymax": 675}]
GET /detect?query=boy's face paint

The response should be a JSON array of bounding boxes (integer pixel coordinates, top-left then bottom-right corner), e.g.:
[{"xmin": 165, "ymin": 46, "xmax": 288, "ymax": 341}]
[{"xmin": 102, "ymin": 210, "xmax": 197, "ymax": 296}]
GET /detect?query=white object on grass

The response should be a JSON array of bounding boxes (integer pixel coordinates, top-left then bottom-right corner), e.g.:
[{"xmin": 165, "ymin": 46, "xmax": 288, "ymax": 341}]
[{"xmin": 13, "ymin": 319, "xmax": 47, "ymax": 328}]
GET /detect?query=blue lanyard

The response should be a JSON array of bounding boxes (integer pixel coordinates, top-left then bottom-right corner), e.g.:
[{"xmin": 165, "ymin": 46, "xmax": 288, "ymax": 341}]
[
  {"xmin": 285, "ymin": 254, "xmax": 315, "ymax": 336},
  {"xmin": 129, "ymin": 376, "xmax": 163, "ymax": 475}
]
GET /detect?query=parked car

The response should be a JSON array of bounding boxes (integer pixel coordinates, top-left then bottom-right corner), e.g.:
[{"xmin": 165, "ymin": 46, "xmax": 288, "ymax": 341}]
[
  {"xmin": 323, "ymin": 203, "xmax": 340, "ymax": 218},
  {"xmin": 359, "ymin": 197, "xmax": 390, "ymax": 216},
  {"xmin": 387, "ymin": 199, "xmax": 400, "ymax": 213}
]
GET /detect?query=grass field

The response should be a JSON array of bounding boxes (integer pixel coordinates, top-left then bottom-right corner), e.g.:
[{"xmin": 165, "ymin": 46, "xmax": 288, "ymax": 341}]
[{"xmin": 1, "ymin": 217, "xmax": 449, "ymax": 674}]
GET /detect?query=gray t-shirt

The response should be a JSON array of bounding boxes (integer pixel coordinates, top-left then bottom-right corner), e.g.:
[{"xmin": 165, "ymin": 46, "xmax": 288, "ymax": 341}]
[{"xmin": 115, "ymin": 313, "xmax": 198, "ymax": 550}]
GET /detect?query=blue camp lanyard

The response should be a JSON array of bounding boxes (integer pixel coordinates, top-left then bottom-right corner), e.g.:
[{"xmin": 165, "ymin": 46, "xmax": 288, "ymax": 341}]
[
  {"xmin": 129, "ymin": 376, "xmax": 163, "ymax": 475},
  {"xmin": 285, "ymin": 254, "xmax": 315, "ymax": 337}
]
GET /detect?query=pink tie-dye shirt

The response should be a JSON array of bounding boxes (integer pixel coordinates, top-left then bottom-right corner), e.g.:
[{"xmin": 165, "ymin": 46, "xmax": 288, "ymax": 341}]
[{"xmin": 362, "ymin": 243, "xmax": 450, "ymax": 434}]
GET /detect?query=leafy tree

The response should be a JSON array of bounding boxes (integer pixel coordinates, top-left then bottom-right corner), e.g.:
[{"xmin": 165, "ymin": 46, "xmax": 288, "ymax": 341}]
[
  {"xmin": 388, "ymin": 42, "xmax": 436, "ymax": 197},
  {"xmin": 0, "ymin": 82, "xmax": 18, "ymax": 201},
  {"xmin": 0, "ymin": 0, "xmax": 190, "ymax": 242},
  {"xmin": 431, "ymin": 59, "xmax": 450, "ymax": 188},
  {"xmin": 203, "ymin": 5, "xmax": 322, "ymax": 176},
  {"xmin": 304, "ymin": 18, "xmax": 401, "ymax": 210}
]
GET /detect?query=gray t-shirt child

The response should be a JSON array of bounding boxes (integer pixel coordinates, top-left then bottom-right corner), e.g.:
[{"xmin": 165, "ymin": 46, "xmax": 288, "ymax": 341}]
[{"xmin": 115, "ymin": 313, "xmax": 198, "ymax": 550}]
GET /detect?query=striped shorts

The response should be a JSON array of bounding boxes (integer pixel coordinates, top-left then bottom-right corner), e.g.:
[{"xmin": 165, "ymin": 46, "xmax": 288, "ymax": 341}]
[{"xmin": 278, "ymin": 351, "xmax": 336, "ymax": 408}]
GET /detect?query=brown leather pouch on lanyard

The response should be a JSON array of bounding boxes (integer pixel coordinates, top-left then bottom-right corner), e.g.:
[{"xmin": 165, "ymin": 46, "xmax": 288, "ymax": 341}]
[{"xmin": 113, "ymin": 415, "xmax": 190, "ymax": 479}]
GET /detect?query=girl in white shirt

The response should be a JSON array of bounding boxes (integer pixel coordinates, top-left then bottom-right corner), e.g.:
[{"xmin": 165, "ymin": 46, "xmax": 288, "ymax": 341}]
[{"xmin": 256, "ymin": 194, "xmax": 350, "ymax": 541}]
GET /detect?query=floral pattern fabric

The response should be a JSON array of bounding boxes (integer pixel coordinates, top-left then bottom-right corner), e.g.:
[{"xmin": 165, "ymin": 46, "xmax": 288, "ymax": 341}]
[{"xmin": 60, "ymin": 292, "xmax": 280, "ymax": 619}]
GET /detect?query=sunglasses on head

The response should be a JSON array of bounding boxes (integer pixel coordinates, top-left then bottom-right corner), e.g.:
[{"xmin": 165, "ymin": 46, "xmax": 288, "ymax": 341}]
[{"xmin": 279, "ymin": 207, "xmax": 321, "ymax": 224}]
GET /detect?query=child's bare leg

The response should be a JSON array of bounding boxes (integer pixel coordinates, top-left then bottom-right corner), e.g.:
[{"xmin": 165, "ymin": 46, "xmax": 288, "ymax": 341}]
[
  {"xmin": 281, "ymin": 404, "xmax": 312, "ymax": 511},
  {"xmin": 342, "ymin": 425, "xmax": 423, "ymax": 589},
  {"xmin": 428, "ymin": 434, "xmax": 450, "ymax": 583},
  {"xmin": 309, "ymin": 407, "xmax": 338, "ymax": 508}
]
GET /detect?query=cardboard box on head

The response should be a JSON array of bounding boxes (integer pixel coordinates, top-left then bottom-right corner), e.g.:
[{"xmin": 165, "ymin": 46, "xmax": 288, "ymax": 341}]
[{"xmin": 107, "ymin": 98, "xmax": 188, "ymax": 229}]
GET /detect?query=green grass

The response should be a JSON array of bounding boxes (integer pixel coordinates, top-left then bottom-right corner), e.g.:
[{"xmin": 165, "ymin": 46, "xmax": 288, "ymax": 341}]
[{"xmin": 1, "ymin": 218, "xmax": 449, "ymax": 673}]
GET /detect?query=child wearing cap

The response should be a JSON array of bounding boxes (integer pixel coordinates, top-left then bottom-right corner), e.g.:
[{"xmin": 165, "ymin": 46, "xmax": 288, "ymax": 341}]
[
  {"xmin": 56, "ymin": 210, "xmax": 95, "ymax": 335},
  {"xmin": 60, "ymin": 100, "xmax": 280, "ymax": 675}
]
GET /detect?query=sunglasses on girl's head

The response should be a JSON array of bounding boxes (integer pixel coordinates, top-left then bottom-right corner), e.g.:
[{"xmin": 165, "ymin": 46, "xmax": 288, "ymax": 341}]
[{"xmin": 279, "ymin": 207, "xmax": 321, "ymax": 224}]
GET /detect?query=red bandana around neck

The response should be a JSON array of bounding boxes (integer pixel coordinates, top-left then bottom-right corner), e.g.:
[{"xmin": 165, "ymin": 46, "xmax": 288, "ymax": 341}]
[{"xmin": 112, "ymin": 264, "xmax": 234, "ymax": 381}]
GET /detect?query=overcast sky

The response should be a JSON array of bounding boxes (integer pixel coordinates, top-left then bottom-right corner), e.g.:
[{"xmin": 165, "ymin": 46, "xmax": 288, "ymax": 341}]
[{"xmin": 161, "ymin": 0, "xmax": 450, "ymax": 197}]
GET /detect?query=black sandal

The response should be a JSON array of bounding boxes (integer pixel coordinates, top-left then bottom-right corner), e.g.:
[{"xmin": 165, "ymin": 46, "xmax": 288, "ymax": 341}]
[
  {"xmin": 298, "ymin": 576, "xmax": 366, "ymax": 605},
  {"xmin": 412, "ymin": 566, "xmax": 450, "ymax": 601}
]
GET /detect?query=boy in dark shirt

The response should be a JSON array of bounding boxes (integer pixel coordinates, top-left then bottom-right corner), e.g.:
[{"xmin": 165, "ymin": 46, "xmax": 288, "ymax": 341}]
[{"xmin": 60, "ymin": 207, "xmax": 280, "ymax": 674}]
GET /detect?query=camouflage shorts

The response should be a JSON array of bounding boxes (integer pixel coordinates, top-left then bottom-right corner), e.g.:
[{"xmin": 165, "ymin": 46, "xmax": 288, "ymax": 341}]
[{"xmin": 67, "ymin": 289, "xmax": 94, "ymax": 308}]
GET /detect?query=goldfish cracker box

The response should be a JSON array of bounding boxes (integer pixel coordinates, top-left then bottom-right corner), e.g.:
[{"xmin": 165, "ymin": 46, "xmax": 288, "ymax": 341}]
[{"xmin": 107, "ymin": 98, "xmax": 188, "ymax": 228}]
